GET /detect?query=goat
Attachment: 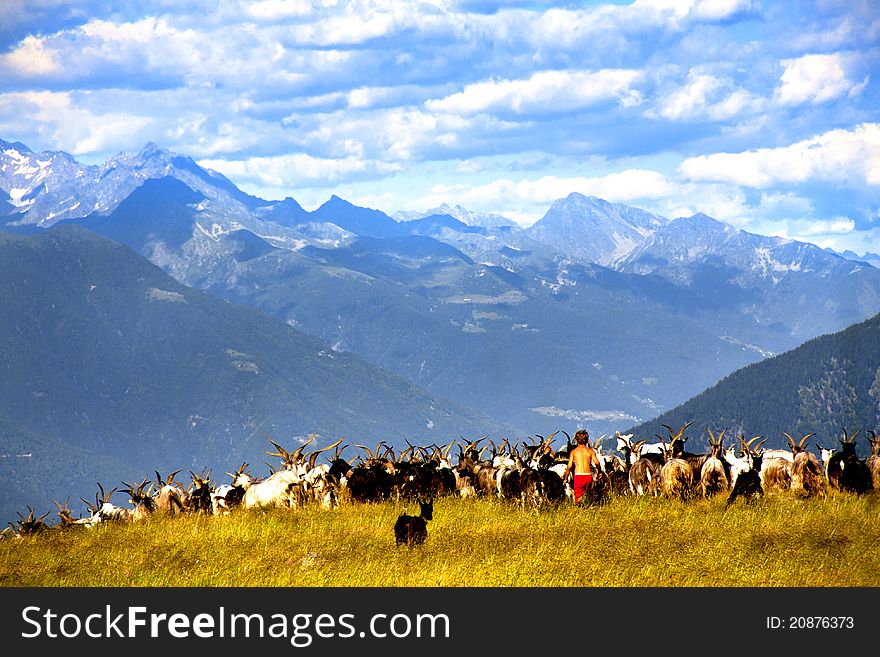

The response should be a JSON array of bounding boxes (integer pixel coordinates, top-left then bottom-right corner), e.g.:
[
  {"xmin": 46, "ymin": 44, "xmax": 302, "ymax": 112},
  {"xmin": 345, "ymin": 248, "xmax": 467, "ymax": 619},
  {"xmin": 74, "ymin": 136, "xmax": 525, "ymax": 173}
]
[
  {"xmin": 394, "ymin": 499, "xmax": 433, "ymax": 547},
  {"xmin": 867, "ymin": 430, "xmax": 880, "ymax": 492},
  {"xmin": 817, "ymin": 444, "xmax": 838, "ymax": 487},
  {"xmin": 346, "ymin": 442, "xmax": 396, "ymax": 503},
  {"xmin": 242, "ymin": 467, "xmax": 302, "ymax": 510},
  {"xmin": 760, "ymin": 457, "xmax": 792, "ymax": 492},
  {"xmin": 698, "ymin": 429, "xmax": 729, "ymax": 498},
  {"xmin": 629, "ymin": 440, "xmax": 663, "ymax": 496},
  {"xmin": 120, "ymin": 478, "xmax": 156, "ymax": 521},
  {"xmin": 762, "ymin": 448, "xmax": 794, "ymax": 462},
  {"xmin": 658, "ymin": 430, "xmax": 694, "ymax": 501},
  {"xmin": 725, "ymin": 437, "xmax": 766, "ymax": 508},
  {"xmin": 834, "ymin": 429, "xmax": 872, "ymax": 494},
  {"xmin": 211, "ymin": 463, "xmax": 250, "ymax": 515},
  {"xmin": 618, "ymin": 431, "xmax": 664, "ymax": 457},
  {"xmin": 784, "ymin": 432, "xmax": 825, "ymax": 498},
  {"xmin": 455, "ymin": 441, "xmax": 496, "ymax": 497},
  {"xmin": 722, "ymin": 444, "xmax": 750, "ymax": 488},
  {"xmin": 153, "ymin": 469, "xmax": 185, "ymax": 515},
  {"xmin": 663, "ymin": 422, "xmax": 709, "ymax": 480},
  {"xmin": 304, "ymin": 470, "xmax": 339, "ymax": 510},
  {"xmin": 87, "ymin": 483, "xmax": 130, "ymax": 523},
  {"xmin": 7, "ymin": 507, "xmax": 50, "ymax": 537},
  {"xmin": 185, "ymin": 471, "xmax": 214, "ymax": 513},
  {"xmin": 54, "ymin": 498, "xmax": 95, "ymax": 529}
]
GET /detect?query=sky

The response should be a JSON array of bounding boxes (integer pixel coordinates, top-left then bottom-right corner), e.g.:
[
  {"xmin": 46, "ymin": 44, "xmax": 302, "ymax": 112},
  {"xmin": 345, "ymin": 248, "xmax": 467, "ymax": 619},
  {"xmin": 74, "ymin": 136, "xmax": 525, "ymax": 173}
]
[{"xmin": 1, "ymin": 0, "xmax": 878, "ymax": 253}]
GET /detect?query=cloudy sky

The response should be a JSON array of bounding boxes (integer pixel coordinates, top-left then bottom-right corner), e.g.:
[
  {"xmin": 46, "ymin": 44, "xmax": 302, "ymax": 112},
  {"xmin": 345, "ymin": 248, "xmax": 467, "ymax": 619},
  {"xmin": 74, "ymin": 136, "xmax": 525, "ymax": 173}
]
[{"xmin": 1, "ymin": 0, "xmax": 878, "ymax": 252}]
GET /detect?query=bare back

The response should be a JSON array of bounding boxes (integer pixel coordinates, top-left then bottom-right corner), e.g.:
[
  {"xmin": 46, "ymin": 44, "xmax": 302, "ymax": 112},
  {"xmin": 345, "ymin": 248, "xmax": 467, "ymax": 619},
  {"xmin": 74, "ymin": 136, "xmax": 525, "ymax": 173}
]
[{"xmin": 568, "ymin": 445, "xmax": 599, "ymax": 475}]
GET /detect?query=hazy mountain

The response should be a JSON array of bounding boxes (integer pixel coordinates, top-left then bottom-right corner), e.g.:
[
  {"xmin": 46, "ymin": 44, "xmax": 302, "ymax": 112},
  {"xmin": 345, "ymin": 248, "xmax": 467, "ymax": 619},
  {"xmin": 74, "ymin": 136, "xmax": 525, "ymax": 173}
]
[
  {"xmin": 616, "ymin": 213, "xmax": 880, "ymax": 344},
  {"xmin": 6, "ymin": 139, "xmax": 880, "ymax": 442},
  {"xmin": 0, "ymin": 226, "xmax": 508, "ymax": 524},
  {"xmin": 525, "ymin": 193, "xmax": 667, "ymax": 266},
  {"xmin": 308, "ymin": 195, "xmax": 404, "ymax": 239},
  {"xmin": 835, "ymin": 248, "xmax": 880, "ymax": 269},
  {"xmin": 627, "ymin": 312, "xmax": 880, "ymax": 454},
  {"xmin": 395, "ymin": 203, "xmax": 518, "ymax": 229}
]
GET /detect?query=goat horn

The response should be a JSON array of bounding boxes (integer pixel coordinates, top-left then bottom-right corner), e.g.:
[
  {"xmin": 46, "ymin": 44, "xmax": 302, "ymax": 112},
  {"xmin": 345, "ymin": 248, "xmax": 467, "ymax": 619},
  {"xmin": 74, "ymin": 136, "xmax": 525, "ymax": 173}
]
[
  {"xmin": 355, "ymin": 443, "xmax": 375, "ymax": 460},
  {"xmin": 291, "ymin": 434, "xmax": 317, "ymax": 462},
  {"xmin": 267, "ymin": 440, "xmax": 288, "ymax": 459},
  {"xmin": 798, "ymin": 433, "xmax": 814, "ymax": 447},
  {"xmin": 308, "ymin": 437, "xmax": 344, "ymax": 463}
]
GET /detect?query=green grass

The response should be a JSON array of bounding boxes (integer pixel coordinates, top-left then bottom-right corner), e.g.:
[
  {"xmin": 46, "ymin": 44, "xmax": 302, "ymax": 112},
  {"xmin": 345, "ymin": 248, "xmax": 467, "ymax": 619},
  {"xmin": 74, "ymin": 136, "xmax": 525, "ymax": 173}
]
[{"xmin": 2, "ymin": 492, "xmax": 879, "ymax": 587}]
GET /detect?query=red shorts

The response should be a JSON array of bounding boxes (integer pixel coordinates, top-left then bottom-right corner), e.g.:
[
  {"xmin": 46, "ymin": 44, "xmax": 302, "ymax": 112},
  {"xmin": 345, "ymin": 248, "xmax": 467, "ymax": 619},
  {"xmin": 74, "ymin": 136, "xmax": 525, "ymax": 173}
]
[{"xmin": 573, "ymin": 474, "xmax": 593, "ymax": 503}]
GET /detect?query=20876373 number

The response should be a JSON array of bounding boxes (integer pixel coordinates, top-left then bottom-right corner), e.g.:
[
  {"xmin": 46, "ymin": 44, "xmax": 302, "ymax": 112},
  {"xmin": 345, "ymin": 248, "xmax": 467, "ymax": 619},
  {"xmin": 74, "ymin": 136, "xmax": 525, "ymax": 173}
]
[{"xmin": 766, "ymin": 616, "xmax": 854, "ymax": 629}]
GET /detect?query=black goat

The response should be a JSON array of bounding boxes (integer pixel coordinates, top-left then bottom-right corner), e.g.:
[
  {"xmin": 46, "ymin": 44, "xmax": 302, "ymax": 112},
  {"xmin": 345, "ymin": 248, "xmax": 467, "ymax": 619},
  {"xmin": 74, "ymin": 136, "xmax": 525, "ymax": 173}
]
[
  {"xmin": 394, "ymin": 499, "xmax": 433, "ymax": 547},
  {"xmin": 836, "ymin": 429, "xmax": 872, "ymax": 494}
]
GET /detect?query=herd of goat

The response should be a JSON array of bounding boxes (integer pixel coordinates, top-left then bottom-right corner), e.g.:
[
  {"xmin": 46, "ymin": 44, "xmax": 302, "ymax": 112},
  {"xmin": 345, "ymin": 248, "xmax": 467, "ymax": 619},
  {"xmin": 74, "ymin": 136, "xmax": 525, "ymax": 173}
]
[{"xmin": 5, "ymin": 425, "xmax": 880, "ymax": 542}]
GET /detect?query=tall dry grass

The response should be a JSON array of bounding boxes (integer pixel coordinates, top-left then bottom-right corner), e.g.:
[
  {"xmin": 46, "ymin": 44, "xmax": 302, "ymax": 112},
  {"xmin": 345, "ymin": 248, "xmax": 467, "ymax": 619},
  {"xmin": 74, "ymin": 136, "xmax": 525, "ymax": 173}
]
[{"xmin": 2, "ymin": 492, "xmax": 878, "ymax": 587}]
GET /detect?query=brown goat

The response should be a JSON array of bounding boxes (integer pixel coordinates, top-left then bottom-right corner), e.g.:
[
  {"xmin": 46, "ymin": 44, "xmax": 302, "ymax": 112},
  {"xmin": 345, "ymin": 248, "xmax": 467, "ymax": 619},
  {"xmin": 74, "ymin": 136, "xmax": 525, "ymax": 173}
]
[
  {"xmin": 154, "ymin": 469, "xmax": 185, "ymax": 514},
  {"xmin": 760, "ymin": 457, "xmax": 792, "ymax": 492},
  {"xmin": 784, "ymin": 432, "xmax": 825, "ymax": 498},
  {"xmin": 867, "ymin": 430, "xmax": 880, "ymax": 492},
  {"xmin": 698, "ymin": 429, "xmax": 729, "ymax": 497},
  {"xmin": 658, "ymin": 431, "xmax": 694, "ymax": 500}
]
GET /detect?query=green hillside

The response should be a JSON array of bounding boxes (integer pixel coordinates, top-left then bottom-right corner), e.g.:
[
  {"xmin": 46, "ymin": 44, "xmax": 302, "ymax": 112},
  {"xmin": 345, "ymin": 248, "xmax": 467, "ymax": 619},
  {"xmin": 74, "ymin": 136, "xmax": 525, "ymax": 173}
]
[{"xmin": 628, "ymin": 313, "xmax": 880, "ymax": 452}]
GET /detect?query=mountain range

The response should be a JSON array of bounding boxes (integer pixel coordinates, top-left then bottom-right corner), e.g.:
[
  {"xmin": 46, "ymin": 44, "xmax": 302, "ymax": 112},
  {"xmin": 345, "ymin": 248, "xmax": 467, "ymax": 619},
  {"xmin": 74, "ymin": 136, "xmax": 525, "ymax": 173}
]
[{"xmin": 3, "ymin": 138, "xmax": 880, "ymax": 446}]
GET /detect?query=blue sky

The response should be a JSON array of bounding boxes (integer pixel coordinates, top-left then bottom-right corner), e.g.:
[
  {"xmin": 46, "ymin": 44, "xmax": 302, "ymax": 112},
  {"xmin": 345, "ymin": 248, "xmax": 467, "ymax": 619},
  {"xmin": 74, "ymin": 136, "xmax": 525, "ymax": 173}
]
[{"xmin": 1, "ymin": 0, "xmax": 878, "ymax": 252}]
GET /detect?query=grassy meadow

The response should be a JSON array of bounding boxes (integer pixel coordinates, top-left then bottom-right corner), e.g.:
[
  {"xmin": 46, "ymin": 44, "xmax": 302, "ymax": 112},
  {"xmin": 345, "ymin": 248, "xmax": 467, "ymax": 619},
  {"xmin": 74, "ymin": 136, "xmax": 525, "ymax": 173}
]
[{"xmin": 2, "ymin": 492, "xmax": 879, "ymax": 587}]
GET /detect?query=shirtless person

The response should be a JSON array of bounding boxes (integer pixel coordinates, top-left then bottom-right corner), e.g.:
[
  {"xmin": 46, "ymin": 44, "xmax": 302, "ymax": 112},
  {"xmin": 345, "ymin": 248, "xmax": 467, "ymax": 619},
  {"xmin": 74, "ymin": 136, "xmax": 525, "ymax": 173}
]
[{"xmin": 562, "ymin": 429, "xmax": 601, "ymax": 504}]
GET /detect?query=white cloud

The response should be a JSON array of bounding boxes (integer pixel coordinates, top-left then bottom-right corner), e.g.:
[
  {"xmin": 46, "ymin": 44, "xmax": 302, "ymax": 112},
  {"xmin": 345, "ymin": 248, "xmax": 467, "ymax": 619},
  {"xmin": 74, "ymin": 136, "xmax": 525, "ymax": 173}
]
[
  {"xmin": 0, "ymin": 35, "xmax": 59, "ymax": 75},
  {"xmin": 678, "ymin": 123, "xmax": 880, "ymax": 188},
  {"xmin": 774, "ymin": 52, "xmax": 868, "ymax": 106},
  {"xmin": 793, "ymin": 217, "xmax": 856, "ymax": 236},
  {"xmin": 652, "ymin": 69, "xmax": 759, "ymax": 122},
  {"xmin": 756, "ymin": 191, "xmax": 815, "ymax": 218},
  {"xmin": 246, "ymin": 0, "xmax": 312, "ymax": 20},
  {"xmin": 285, "ymin": 1, "xmax": 434, "ymax": 46},
  {"xmin": 0, "ymin": 90, "xmax": 154, "ymax": 155},
  {"xmin": 198, "ymin": 153, "xmax": 402, "ymax": 188},
  {"xmin": 521, "ymin": 0, "xmax": 756, "ymax": 44},
  {"xmin": 425, "ymin": 69, "xmax": 643, "ymax": 116}
]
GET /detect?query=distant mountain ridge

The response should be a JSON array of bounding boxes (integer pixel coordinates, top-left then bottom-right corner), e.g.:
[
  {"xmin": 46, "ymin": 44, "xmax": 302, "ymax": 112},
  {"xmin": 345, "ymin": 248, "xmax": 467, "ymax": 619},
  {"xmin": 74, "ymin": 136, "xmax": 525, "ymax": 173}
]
[{"xmin": 4, "ymin": 138, "xmax": 880, "ymax": 440}]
